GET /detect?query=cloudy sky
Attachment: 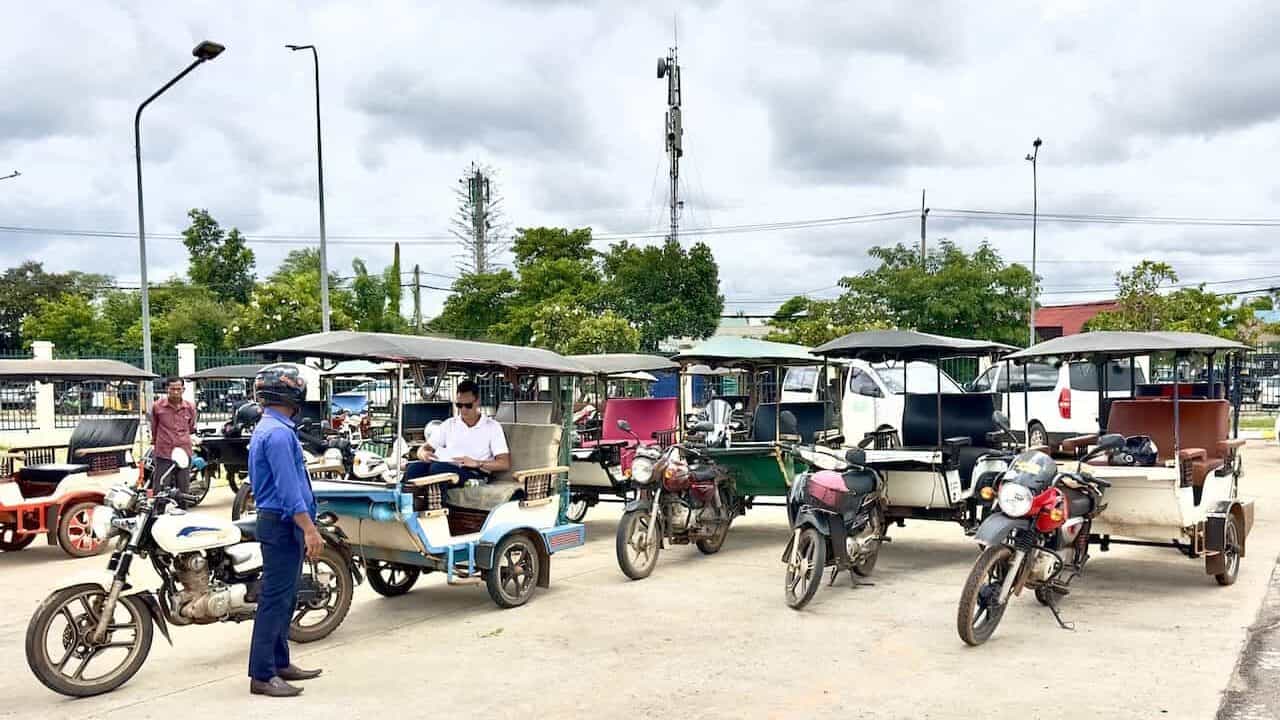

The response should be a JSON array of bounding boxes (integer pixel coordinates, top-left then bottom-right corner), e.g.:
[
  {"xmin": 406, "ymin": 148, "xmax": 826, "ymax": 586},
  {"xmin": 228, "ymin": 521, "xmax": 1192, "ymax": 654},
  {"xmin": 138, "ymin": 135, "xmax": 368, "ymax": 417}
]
[{"xmin": 2, "ymin": 0, "xmax": 1278, "ymax": 321}]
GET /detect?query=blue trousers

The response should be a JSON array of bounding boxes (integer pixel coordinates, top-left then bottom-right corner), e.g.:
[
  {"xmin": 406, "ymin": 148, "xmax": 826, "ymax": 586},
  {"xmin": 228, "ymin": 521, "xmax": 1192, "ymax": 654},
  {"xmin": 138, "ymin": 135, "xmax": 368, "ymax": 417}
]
[
  {"xmin": 248, "ymin": 510, "xmax": 304, "ymax": 681},
  {"xmin": 403, "ymin": 460, "xmax": 488, "ymax": 483}
]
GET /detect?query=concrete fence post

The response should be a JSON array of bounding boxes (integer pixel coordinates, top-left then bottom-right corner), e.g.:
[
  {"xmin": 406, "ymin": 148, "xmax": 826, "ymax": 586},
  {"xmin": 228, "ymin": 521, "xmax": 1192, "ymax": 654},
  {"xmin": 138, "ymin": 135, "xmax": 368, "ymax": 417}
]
[
  {"xmin": 31, "ymin": 341, "xmax": 55, "ymax": 434},
  {"xmin": 176, "ymin": 343, "xmax": 197, "ymax": 402}
]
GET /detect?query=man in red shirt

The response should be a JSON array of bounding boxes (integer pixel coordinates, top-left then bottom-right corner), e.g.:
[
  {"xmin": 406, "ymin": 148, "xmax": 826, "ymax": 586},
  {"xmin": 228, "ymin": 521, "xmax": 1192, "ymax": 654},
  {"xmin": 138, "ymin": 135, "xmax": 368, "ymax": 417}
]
[{"xmin": 151, "ymin": 377, "xmax": 197, "ymax": 499}]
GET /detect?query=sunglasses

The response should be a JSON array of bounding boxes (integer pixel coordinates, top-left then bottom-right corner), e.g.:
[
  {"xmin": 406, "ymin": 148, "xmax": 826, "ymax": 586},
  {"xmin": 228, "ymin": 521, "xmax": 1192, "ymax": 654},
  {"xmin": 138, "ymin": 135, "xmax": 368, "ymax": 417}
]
[{"xmin": 454, "ymin": 402, "xmax": 475, "ymax": 409}]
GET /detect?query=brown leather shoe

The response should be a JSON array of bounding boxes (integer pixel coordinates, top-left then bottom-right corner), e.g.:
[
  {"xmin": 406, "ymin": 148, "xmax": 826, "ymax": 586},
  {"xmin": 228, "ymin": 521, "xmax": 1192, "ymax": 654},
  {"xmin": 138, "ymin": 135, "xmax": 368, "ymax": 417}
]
[
  {"xmin": 277, "ymin": 664, "xmax": 323, "ymax": 682},
  {"xmin": 250, "ymin": 676, "xmax": 303, "ymax": 697}
]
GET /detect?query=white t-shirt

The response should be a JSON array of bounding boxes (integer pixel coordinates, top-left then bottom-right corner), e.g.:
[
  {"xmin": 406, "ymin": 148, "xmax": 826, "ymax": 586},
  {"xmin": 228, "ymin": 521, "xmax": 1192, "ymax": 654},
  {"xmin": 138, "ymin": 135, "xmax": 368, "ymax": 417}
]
[{"xmin": 428, "ymin": 415, "xmax": 510, "ymax": 463}]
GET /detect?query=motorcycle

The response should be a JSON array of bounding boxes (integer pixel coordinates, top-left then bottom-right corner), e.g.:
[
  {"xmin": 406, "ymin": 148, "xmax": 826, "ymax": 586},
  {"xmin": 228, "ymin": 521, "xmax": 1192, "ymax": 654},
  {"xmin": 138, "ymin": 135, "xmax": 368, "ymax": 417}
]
[
  {"xmin": 140, "ymin": 447, "xmax": 211, "ymax": 509},
  {"xmin": 24, "ymin": 448, "xmax": 362, "ymax": 697},
  {"xmin": 615, "ymin": 402, "xmax": 743, "ymax": 580},
  {"xmin": 782, "ymin": 446, "xmax": 886, "ymax": 609},
  {"xmin": 956, "ymin": 433, "xmax": 1121, "ymax": 646}
]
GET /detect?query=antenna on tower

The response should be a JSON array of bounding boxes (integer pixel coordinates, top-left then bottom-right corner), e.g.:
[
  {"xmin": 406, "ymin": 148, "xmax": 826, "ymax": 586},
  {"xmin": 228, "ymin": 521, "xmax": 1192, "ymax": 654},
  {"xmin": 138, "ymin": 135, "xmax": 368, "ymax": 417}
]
[{"xmin": 657, "ymin": 35, "xmax": 682, "ymax": 244}]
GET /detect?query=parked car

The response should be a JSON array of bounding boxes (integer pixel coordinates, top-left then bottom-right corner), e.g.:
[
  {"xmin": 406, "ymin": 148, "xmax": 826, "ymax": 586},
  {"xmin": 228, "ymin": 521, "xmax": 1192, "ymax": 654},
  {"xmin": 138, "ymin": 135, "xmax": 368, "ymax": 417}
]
[
  {"xmin": 1259, "ymin": 375, "xmax": 1280, "ymax": 410},
  {"xmin": 330, "ymin": 377, "xmax": 430, "ymax": 414},
  {"xmin": 835, "ymin": 360, "xmax": 965, "ymax": 445},
  {"xmin": 968, "ymin": 359, "xmax": 1145, "ymax": 451}
]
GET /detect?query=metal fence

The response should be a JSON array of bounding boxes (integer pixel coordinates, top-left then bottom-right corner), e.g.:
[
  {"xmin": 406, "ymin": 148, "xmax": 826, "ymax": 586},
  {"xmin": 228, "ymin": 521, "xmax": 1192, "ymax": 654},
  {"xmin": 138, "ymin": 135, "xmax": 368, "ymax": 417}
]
[
  {"xmin": 194, "ymin": 379, "xmax": 252, "ymax": 423},
  {"xmin": 0, "ymin": 380, "xmax": 37, "ymax": 430},
  {"xmin": 52, "ymin": 379, "xmax": 142, "ymax": 428},
  {"xmin": 1144, "ymin": 344, "xmax": 1279, "ymax": 414}
]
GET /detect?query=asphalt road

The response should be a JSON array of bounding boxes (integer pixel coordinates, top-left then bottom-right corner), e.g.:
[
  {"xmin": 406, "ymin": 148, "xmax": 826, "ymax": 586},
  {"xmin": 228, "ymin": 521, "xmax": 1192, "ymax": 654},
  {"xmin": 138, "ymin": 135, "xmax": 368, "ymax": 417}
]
[{"xmin": 2, "ymin": 441, "xmax": 1278, "ymax": 719}]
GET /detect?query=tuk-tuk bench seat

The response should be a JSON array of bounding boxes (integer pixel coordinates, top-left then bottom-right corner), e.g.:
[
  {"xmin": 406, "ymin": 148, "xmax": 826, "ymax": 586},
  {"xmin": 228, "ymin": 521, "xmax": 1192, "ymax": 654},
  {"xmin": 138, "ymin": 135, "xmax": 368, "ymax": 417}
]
[{"xmin": 444, "ymin": 421, "xmax": 565, "ymax": 512}]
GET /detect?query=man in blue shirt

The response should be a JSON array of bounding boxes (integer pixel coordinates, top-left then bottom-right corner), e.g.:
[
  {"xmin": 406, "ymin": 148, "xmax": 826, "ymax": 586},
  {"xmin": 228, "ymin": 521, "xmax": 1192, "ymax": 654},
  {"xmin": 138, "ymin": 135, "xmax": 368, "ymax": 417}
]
[{"xmin": 246, "ymin": 364, "xmax": 323, "ymax": 698}]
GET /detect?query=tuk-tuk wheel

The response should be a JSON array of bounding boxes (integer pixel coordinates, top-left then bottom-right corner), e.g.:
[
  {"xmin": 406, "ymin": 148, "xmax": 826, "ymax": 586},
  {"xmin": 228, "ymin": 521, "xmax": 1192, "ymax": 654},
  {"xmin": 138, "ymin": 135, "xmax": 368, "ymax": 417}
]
[
  {"xmin": 57, "ymin": 502, "xmax": 104, "ymax": 558},
  {"xmin": 0, "ymin": 524, "xmax": 35, "ymax": 552},
  {"xmin": 566, "ymin": 497, "xmax": 589, "ymax": 523},
  {"xmin": 486, "ymin": 534, "xmax": 541, "ymax": 608},
  {"xmin": 366, "ymin": 561, "xmax": 421, "ymax": 597},
  {"xmin": 1213, "ymin": 516, "xmax": 1242, "ymax": 586}
]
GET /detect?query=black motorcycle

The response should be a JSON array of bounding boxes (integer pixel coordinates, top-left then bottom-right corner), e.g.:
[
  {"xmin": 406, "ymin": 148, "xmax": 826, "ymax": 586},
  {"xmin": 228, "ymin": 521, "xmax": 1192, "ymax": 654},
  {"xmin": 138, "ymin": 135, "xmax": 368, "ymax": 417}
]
[{"xmin": 782, "ymin": 447, "xmax": 886, "ymax": 609}]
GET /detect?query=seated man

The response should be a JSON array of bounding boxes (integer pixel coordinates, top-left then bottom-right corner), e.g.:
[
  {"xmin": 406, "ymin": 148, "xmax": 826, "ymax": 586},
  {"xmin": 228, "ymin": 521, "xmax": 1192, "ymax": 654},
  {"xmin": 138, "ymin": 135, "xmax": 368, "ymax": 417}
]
[{"xmin": 404, "ymin": 380, "xmax": 510, "ymax": 485}]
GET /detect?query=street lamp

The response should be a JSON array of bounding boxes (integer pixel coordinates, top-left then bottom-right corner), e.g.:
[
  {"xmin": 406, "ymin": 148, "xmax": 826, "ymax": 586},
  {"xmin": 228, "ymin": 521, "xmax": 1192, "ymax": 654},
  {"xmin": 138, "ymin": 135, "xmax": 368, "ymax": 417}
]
[
  {"xmin": 135, "ymin": 40, "xmax": 224, "ymax": 385},
  {"xmin": 0, "ymin": 170, "xmax": 19, "ymax": 181},
  {"xmin": 1025, "ymin": 137, "xmax": 1042, "ymax": 346},
  {"xmin": 286, "ymin": 43, "xmax": 331, "ymax": 333}
]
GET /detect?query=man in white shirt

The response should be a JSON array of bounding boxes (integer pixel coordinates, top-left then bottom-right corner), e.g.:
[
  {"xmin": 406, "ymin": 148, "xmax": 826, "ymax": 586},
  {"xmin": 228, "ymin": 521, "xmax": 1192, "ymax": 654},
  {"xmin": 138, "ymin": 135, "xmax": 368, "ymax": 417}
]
[{"xmin": 405, "ymin": 380, "xmax": 511, "ymax": 484}]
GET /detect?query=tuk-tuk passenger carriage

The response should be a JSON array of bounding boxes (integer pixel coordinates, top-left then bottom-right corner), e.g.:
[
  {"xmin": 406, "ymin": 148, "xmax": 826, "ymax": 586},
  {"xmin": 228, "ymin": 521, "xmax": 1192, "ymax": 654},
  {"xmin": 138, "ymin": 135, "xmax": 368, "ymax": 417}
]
[
  {"xmin": 1003, "ymin": 331, "xmax": 1253, "ymax": 585},
  {"xmin": 0, "ymin": 359, "xmax": 154, "ymax": 556},
  {"xmin": 566, "ymin": 353, "xmax": 679, "ymax": 522},
  {"xmin": 812, "ymin": 330, "xmax": 1018, "ymax": 530},
  {"xmin": 245, "ymin": 331, "xmax": 586, "ymax": 608},
  {"xmin": 671, "ymin": 337, "xmax": 837, "ymax": 505}
]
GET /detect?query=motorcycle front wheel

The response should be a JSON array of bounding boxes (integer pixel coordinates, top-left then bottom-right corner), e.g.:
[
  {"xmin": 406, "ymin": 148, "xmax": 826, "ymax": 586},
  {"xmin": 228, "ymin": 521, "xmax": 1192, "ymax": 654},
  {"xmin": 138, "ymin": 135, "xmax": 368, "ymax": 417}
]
[
  {"xmin": 784, "ymin": 527, "xmax": 827, "ymax": 610},
  {"xmin": 616, "ymin": 509, "xmax": 660, "ymax": 580},
  {"xmin": 26, "ymin": 586, "xmax": 154, "ymax": 697},
  {"xmin": 957, "ymin": 544, "xmax": 1014, "ymax": 646}
]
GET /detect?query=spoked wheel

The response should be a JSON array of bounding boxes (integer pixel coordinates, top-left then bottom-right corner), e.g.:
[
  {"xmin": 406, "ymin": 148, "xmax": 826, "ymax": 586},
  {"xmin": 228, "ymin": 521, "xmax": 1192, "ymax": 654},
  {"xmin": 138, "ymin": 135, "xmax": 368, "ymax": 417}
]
[
  {"xmin": 695, "ymin": 490, "xmax": 735, "ymax": 555},
  {"xmin": 289, "ymin": 545, "xmax": 354, "ymax": 643},
  {"xmin": 183, "ymin": 469, "xmax": 213, "ymax": 508},
  {"xmin": 565, "ymin": 496, "xmax": 589, "ymax": 523},
  {"xmin": 1213, "ymin": 516, "xmax": 1242, "ymax": 586},
  {"xmin": 486, "ymin": 534, "xmax": 541, "ymax": 608},
  {"xmin": 1027, "ymin": 422, "xmax": 1049, "ymax": 451},
  {"xmin": 0, "ymin": 524, "xmax": 36, "ymax": 552},
  {"xmin": 958, "ymin": 544, "xmax": 1014, "ymax": 646},
  {"xmin": 784, "ymin": 528, "xmax": 827, "ymax": 610},
  {"xmin": 851, "ymin": 505, "xmax": 886, "ymax": 577},
  {"xmin": 25, "ymin": 585, "xmax": 154, "ymax": 697},
  {"xmin": 231, "ymin": 483, "xmax": 256, "ymax": 521},
  {"xmin": 58, "ymin": 502, "xmax": 104, "ymax": 558},
  {"xmin": 366, "ymin": 560, "xmax": 421, "ymax": 597},
  {"xmin": 616, "ymin": 508, "xmax": 661, "ymax": 580}
]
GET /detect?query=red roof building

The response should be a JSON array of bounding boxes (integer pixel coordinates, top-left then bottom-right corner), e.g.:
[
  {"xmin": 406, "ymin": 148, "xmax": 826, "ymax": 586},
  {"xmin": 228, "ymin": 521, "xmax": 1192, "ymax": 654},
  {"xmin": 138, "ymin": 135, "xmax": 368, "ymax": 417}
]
[{"xmin": 1034, "ymin": 300, "xmax": 1119, "ymax": 340}]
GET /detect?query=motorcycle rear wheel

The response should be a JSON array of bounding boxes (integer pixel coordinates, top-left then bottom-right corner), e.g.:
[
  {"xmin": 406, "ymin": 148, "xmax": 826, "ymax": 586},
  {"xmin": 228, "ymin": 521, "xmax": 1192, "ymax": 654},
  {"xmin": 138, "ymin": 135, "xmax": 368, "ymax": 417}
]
[
  {"xmin": 957, "ymin": 544, "xmax": 1014, "ymax": 646},
  {"xmin": 289, "ymin": 545, "xmax": 355, "ymax": 643},
  {"xmin": 851, "ymin": 505, "xmax": 886, "ymax": 577},
  {"xmin": 231, "ymin": 483, "xmax": 255, "ymax": 521},
  {"xmin": 784, "ymin": 528, "xmax": 827, "ymax": 610},
  {"xmin": 696, "ymin": 491, "xmax": 735, "ymax": 555},
  {"xmin": 367, "ymin": 560, "xmax": 421, "ymax": 597},
  {"xmin": 26, "ymin": 586, "xmax": 154, "ymax": 697},
  {"xmin": 616, "ymin": 509, "xmax": 660, "ymax": 580}
]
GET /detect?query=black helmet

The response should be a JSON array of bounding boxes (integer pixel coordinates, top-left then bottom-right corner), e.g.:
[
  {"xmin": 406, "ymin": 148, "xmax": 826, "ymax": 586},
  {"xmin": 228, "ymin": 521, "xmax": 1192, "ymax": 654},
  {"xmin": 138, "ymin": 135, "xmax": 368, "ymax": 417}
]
[
  {"xmin": 234, "ymin": 401, "xmax": 263, "ymax": 429},
  {"xmin": 254, "ymin": 364, "xmax": 307, "ymax": 408}
]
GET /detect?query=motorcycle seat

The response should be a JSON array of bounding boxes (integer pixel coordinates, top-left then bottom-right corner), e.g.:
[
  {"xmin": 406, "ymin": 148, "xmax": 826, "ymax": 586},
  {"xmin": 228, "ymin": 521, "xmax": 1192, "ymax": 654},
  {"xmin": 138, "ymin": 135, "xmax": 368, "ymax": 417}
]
[
  {"xmin": 691, "ymin": 466, "xmax": 718, "ymax": 483},
  {"xmin": 234, "ymin": 517, "xmax": 258, "ymax": 542},
  {"xmin": 842, "ymin": 469, "xmax": 877, "ymax": 495}
]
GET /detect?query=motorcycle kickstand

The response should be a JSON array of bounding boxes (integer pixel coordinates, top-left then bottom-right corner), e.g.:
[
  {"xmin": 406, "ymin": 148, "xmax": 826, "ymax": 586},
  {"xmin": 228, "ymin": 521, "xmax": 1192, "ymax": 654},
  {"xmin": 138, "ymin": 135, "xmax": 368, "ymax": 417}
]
[
  {"xmin": 1044, "ymin": 593, "xmax": 1076, "ymax": 631},
  {"xmin": 828, "ymin": 566, "xmax": 842, "ymax": 586}
]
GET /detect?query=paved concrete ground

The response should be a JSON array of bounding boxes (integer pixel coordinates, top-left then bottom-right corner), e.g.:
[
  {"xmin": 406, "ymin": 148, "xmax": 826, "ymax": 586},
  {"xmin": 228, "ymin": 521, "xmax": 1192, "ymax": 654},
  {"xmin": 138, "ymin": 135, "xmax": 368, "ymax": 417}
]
[{"xmin": 3, "ymin": 441, "xmax": 1279, "ymax": 719}]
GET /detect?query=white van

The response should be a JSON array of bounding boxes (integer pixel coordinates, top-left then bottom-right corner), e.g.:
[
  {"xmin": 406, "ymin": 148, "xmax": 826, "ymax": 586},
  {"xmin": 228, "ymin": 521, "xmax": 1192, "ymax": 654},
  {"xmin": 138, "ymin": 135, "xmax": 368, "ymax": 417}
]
[
  {"xmin": 969, "ymin": 359, "xmax": 1147, "ymax": 450},
  {"xmin": 834, "ymin": 360, "xmax": 964, "ymax": 444}
]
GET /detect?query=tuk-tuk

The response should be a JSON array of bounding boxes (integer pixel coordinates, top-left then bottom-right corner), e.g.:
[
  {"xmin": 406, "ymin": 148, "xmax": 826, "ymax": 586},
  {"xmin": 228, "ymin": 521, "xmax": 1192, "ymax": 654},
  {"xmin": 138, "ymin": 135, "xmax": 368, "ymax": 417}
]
[
  {"xmin": 245, "ymin": 331, "xmax": 587, "ymax": 608},
  {"xmin": 0, "ymin": 359, "xmax": 153, "ymax": 557},
  {"xmin": 1003, "ymin": 331, "xmax": 1253, "ymax": 585},
  {"xmin": 812, "ymin": 330, "xmax": 1019, "ymax": 530},
  {"xmin": 566, "ymin": 353, "xmax": 679, "ymax": 522}
]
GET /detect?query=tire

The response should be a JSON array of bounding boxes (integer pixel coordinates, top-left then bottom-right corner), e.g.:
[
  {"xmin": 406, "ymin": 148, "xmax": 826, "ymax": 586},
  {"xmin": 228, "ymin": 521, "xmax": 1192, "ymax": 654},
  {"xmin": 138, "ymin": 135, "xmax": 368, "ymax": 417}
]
[
  {"xmin": 1214, "ymin": 516, "xmax": 1242, "ymax": 586},
  {"xmin": 565, "ymin": 496, "xmax": 589, "ymax": 523},
  {"xmin": 289, "ymin": 544, "xmax": 355, "ymax": 643},
  {"xmin": 366, "ymin": 561, "xmax": 421, "ymax": 597},
  {"xmin": 486, "ymin": 533, "xmax": 541, "ymax": 608},
  {"xmin": 957, "ymin": 544, "xmax": 1015, "ymax": 647},
  {"xmin": 57, "ymin": 502, "xmax": 105, "ymax": 558},
  {"xmin": 184, "ymin": 469, "xmax": 212, "ymax": 508},
  {"xmin": 616, "ymin": 508, "xmax": 661, "ymax": 580},
  {"xmin": 231, "ymin": 483, "xmax": 255, "ymax": 521},
  {"xmin": 1027, "ymin": 422, "xmax": 1049, "ymax": 451},
  {"xmin": 0, "ymin": 524, "xmax": 36, "ymax": 552},
  {"xmin": 784, "ymin": 528, "xmax": 827, "ymax": 610},
  {"xmin": 25, "ymin": 586, "xmax": 154, "ymax": 697},
  {"xmin": 696, "ymin": 490, "xmax": 735, "ymax": 555},
  {"xmin": 851, "ymin": 505, "xmax": 886, "ymax": 577}
]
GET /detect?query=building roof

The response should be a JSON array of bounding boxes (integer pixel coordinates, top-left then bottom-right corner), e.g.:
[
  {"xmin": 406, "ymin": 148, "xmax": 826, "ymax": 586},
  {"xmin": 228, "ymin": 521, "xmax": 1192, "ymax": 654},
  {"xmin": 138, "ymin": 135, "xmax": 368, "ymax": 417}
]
[{"xmin": 1034, "ymin": 300, "xmax": 1119, "ymax": 335}]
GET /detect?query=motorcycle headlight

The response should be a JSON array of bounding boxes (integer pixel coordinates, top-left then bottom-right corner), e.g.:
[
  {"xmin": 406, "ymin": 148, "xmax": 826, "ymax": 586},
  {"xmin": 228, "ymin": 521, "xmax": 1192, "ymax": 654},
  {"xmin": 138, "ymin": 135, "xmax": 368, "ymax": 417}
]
[
  {"xmin": 105, "ymin": 485, "xmax": 136, "ymax": 512},
  {"xmin": 997, "ymin": 483, "xmax": 1034, "ymax": 518},
  {"xmin": 631, "ymin": 456, "xmax": 655, "ymax": 485},
  {"xmin": 90, "ymin": 505, "xmax": 116, "ymax": 540}
]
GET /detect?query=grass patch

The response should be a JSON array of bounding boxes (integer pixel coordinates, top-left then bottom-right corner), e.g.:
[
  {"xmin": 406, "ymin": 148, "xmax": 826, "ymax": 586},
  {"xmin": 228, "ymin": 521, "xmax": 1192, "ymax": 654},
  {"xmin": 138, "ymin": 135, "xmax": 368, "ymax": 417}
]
[{"xmin": 1240, "ymin": 415, "xmax": 1277, "ymax": 430}]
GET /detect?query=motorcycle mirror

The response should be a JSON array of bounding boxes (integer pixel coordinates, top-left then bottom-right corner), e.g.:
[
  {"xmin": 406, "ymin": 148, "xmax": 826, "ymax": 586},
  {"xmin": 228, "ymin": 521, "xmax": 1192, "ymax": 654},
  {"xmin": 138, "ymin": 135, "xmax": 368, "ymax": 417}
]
[
  {"xmin": 170, "ymin": 447, "xmax": 190, "ymax": 469},
  {"xmin": 844, "ymin": 447, "xmax": 867, "ymax": 466},
  {"xmin": 616, "ymin": 419, "xmax": 633, "ymax": 433},
  {"xmin": 1095, "ymin": 433, "xmax": 1125, "ymax": 452}
]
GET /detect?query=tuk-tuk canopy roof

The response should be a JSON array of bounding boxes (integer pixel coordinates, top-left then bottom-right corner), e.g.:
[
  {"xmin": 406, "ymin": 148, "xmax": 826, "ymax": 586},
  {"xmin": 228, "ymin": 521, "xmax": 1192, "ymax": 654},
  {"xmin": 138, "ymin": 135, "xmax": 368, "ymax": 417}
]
[
  {"xmin": 183, "ymin": 363, "xmax": 264, "ymax": 381},
  {"xmin": 673, "ymin": 336, "xmax": 818, "ymax": 367},
  {"xmin": 245, "ymin": 331, "xmax": 588, "ymax": 375},
  {"xmin": 317, "ymin": 359, "xmax": 396, "ymax": 376},
  {"xmin": 684, "ymin": 364, "xmax": 740, "ymax": 376},
  {"xmin": 571, "ymin": 353, "xmax": 678, "ymax": 375},
  {"xmin": 814, "ymin": 329, "xmax": 1017, "ymax": 361},
  {"xmin": 1004, "ymin": 331, "xmax": 1248, "ymax": 362},
  {"xmin": 0, "ymin": 358, "xmax": 157, "ymax": 381}
]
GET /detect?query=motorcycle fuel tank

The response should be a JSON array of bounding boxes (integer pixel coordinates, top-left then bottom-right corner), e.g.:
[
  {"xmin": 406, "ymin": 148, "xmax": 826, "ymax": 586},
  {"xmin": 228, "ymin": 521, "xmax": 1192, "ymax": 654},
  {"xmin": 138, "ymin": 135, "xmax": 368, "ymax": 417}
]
[{"xmin": 151, "ymin": 511, "xmax": 243, "ymax": 554}]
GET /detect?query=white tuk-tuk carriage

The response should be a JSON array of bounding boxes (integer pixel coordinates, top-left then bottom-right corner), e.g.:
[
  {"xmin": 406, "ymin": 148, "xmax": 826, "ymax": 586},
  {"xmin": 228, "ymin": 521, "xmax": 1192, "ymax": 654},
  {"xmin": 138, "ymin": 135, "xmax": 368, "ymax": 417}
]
[
  {"xmin": 245, "ymin": 331, "xmax": 587, "ymax": 608},
  {"xmin": 1003, "ymin": 331, "xmax": 1253, "ymax": 585}
]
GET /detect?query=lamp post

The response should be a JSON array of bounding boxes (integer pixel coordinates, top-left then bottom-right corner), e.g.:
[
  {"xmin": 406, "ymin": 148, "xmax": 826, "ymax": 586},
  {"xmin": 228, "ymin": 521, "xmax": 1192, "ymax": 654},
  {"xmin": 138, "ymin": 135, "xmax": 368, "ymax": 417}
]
[
  {"xmin": 286, "ymin": 44, "xmax": 331, "ymax": 332},
  {"xmin": 136, "ymin": 40, "xmax": 224, "ymax": 383},
  {"xmin": 0, "ymin": 170, "xmax": 19, "ymax": 181},
  {"xmin": 1025, "ymin": 137, "xmax": 1042, "ymax": 346}
]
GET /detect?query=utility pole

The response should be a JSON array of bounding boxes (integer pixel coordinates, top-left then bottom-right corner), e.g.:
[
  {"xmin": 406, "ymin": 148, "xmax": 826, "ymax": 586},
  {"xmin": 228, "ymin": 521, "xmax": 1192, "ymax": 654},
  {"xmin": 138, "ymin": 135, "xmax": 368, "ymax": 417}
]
[
  {"xmin": 286, "ymin": 44, "xmax": 331, "ymax": 332},
  {"xmin": 657, "ymin": 40, "xmax": 682, "ymax": 243},
  {"xmin": 450, "ymin": 162, "xmax": 506, "ymax": 274},
  {"xmin": 919, "ymin": 188, "xmax": 929, "ymax": 265},
  {"xmin": 412, "ymin": 264, "xmax": 423, "ymax": 331},
  {"xmin": 1026, "ymin": 137, "xmax": 1042, "ymax": 346}
]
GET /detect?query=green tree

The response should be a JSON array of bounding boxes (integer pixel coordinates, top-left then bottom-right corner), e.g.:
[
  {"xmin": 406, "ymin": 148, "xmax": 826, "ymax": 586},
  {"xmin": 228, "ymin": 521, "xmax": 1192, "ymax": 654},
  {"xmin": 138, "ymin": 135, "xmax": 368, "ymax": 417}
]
[
  {"xmin": 601, "ymin": 238, "xmax": 724, "ymax": 350},
  {"xmin": 0, "ymin": 262, "xmax": 110, "ymax": 351},
  {"xmin": 182, "ymin": 209, "xmax": 256, "ymax": 304},
  {"xmin": 350, "ymin": 258, "xmax": 388, "ymax": 331},
  {"xmin": 835, "ymin": 241, "xmax": 1034, "ymax": 346},
  {"xmin": 21, "ymin": 294, "xmax": 114, "ymax": 354},
  {"xmin": 562, "ymin": 312, "xmax": 641, "ymax": 354},
  {"xmin": 765, "ymin": 296, "xmax": 871, "ymax": 346},
  {"xmin": 429, "ymin": 270, "xmax": 518, "ymax": 340},
  {"xmin": 384, "ymin": 242, "xmax": 403, "ymax": 323},
  {"xmin": 227, "ymin": 249, "xmax": 352, "ymax": 346},
  {"xmin": 1086, "ymin": 261, "xmax": 1260, "ymax": 341},
  {"xmin": 491, "ymin": 228, "xmax": 603, "ymax": 347}
]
